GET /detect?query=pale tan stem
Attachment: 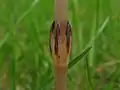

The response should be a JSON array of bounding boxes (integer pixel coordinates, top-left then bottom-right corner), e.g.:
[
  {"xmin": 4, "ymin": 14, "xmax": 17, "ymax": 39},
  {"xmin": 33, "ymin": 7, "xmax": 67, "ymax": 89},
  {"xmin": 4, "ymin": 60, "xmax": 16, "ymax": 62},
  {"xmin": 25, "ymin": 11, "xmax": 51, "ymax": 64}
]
[
  {"xmin": 55, "ymin": 0, "xmax": 68, "ymax": 22},
  {"xmin": 54, "ymin": 65, "xmax": 68, "ymax": 90},
  {"xmin": 54, "ymin": 0, "xmax": 69, "ymax": 89}
]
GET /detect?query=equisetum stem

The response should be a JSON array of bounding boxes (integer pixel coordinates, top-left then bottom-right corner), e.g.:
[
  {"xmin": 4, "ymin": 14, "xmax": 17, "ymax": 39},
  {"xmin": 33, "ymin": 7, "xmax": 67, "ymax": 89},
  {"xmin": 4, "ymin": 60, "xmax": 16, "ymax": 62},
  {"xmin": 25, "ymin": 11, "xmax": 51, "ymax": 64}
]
[
  {"xmin": 54, "ymin": 65, "xmax": 68, "ymax": 90},
  {"xmin": 55, "ymin": 0, "xmax": 68, "ymax": 22},
  {"xmin": 50, "ymin": 21, "xmax": 71, "ymax": 90},
  {"xmin": 52, "ymin": 0, "xmax": 70, "ymax": 89}
]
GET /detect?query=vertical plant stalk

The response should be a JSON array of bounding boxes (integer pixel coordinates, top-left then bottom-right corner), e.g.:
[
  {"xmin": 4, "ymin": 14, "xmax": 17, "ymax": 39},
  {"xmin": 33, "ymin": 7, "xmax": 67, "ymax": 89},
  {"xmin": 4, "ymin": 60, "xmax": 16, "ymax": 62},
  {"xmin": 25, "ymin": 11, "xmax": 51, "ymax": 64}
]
[
  {"xmin": 50, "ymin": 0, "xmax": 72, "ymax": 89},
  {"xmin": 55, "ymin": 0, "xmax": 68, "ymax": 22},
  {"xmin": 89, "ymin": 0, "xmax": 100, "ymax": 67},
  {"xmin": 54, "ymin": 65, "xmax": 68, "ymax": 90},
  {"xmin": 50, "ymin": 21, "xmax": 72, "ymax": 90}
]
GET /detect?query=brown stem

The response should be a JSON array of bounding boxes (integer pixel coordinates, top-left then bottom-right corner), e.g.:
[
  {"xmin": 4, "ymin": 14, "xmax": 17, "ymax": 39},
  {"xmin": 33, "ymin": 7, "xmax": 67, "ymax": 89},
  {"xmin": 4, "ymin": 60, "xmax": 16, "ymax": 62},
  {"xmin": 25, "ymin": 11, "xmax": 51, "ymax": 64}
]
[
  {"xmin": 55, "ymin": 0, "xmax": 68, "ymax": 22},
  {"xmin": 54, "ymin": 65, "xmax": 68, "ymax": 90},
  {"xmin": 53, "ymin": 0, "xmax": 70, "ymax": 89}
]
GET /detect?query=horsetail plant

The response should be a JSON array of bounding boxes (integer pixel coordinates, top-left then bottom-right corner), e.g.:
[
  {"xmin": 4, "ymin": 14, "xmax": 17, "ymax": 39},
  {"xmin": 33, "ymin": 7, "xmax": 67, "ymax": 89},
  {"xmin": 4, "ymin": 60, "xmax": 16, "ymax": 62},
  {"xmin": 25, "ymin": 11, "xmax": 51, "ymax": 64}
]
[{"xmin": 50, "ymin": 0, "xmax": 72, "ymax": 89}]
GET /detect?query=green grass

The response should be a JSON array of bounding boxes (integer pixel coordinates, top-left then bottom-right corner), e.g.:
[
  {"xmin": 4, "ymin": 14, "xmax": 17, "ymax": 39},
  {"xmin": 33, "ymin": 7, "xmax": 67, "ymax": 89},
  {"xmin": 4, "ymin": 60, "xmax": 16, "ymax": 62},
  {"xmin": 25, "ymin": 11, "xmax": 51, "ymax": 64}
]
[{"xmin": 0, "ymin": 0, "xmax": 120, "ymax": 90}]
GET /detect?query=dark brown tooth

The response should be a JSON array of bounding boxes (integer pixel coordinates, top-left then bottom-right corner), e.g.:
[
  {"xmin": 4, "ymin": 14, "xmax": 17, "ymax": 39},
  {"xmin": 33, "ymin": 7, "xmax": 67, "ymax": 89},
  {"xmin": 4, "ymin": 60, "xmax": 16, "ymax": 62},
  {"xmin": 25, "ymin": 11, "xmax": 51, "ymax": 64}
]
[
  {"xmin": 50, "ymin": 21, "xmax": 55, "ymax": 32},
  {"xmin": 50, "ymin": 21, "xmax": 55, "ymax": 55},
  {"xmin": 49, "ymin": 32, "xmax": 52, "ymax": 55},
  {"xmin": 66, "ymin": 21, "xmax": 72, "ymax": 53},
  {"xmin": 50, "ymin": 21, "xmax": 71, "ymax": 57},
  {"xmin": 55, "ymin": 23, "xmax": 60, "ymax": 56}
]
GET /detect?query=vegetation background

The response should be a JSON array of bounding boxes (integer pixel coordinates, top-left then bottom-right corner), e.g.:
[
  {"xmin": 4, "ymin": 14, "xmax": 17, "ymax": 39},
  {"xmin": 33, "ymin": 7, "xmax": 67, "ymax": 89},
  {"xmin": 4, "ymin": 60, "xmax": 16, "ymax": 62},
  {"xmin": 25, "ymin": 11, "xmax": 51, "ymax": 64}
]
[{"xmin": 0, "ymin": 0, "xmax": 120, "ymax": 90}]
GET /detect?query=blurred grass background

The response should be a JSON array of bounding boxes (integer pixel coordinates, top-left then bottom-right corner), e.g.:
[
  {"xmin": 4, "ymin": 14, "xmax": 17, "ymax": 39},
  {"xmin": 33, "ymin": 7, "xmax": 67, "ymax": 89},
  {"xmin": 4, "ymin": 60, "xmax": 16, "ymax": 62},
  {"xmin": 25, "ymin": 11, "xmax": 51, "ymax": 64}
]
[{"xmin": 0, "ymin": 0, "xmax": 120, "ymax": 90}]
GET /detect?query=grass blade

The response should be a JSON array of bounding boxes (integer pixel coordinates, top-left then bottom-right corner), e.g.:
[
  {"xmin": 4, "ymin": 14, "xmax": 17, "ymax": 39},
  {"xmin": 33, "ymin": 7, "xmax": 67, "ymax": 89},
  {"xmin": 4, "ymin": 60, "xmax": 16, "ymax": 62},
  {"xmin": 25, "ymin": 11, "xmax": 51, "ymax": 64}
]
[
  {"xmin": 68, "ymin": 46, "xmax": 92, "ymax": 69},
  {"xmin": 87, "ymin": 16, "xmax": 109, "ymax": 47},
  {"xmin": 0, "ymin": 33, "xmax": 9, "ymax": 49},
  {"xmin": 16, "ymin": 0, "xmax": 39, "ymax": 25},
  {"xmin": 68, "ymin": 16, "xmax": 109, "ymax": 69},
  {"xmin": 85, "ymin": 55, "xmax": 94, "ymax": 90}
]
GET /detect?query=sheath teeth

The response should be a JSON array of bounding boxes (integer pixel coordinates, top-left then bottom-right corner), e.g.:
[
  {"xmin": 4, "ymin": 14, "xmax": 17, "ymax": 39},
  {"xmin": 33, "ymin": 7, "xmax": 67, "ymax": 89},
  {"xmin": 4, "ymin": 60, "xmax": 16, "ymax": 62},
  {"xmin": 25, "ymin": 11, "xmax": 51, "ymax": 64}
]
[{"xmin": 50, "ymin": 20, "xmax": 72, "ymax": 65}]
